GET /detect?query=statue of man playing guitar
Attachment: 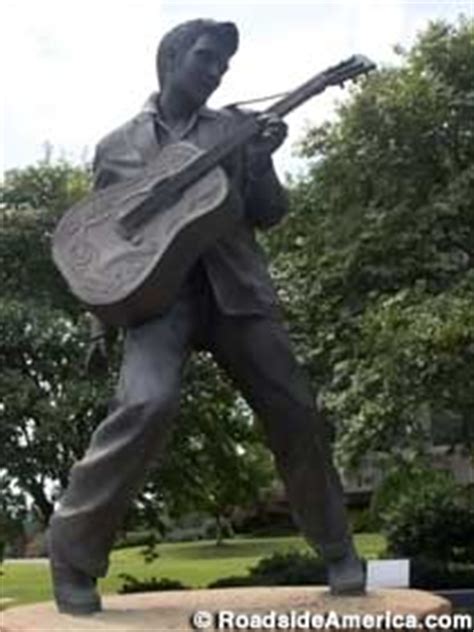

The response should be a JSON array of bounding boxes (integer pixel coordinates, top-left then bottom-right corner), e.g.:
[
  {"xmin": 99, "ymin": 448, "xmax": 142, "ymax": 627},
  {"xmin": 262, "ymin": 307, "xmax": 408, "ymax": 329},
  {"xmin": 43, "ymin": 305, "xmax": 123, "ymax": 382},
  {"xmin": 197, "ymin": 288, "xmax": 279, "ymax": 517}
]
[{"xmin": 48, "ymin": 19, "xmax": 365, "ymax": 615}]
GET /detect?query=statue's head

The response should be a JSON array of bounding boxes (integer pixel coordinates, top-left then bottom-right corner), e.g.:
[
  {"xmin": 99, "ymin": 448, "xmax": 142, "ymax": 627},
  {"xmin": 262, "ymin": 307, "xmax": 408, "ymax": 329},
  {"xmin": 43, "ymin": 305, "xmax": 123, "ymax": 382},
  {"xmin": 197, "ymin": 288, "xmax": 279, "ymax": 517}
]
[{"xmin": 156, "ymin": 19, "xmax": 239, "ymax": 105}]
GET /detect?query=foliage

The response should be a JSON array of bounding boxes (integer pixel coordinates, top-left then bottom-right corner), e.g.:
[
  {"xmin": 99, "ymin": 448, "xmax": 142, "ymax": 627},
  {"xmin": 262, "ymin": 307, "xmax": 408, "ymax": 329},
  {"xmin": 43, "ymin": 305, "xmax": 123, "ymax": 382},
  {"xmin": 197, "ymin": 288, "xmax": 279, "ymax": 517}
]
[
  {"xmin": 379, "ymin": 467, "xmax": 474, "ymax": 563},
  {"xmin": 347, "ymin": 507, "xmax": 378, "ymax": 534},
  {"xmin": 118, "ymin": 573, "xmax": 188, "ymax": 593},
  {"xmin": 410, "ymin": 557, "xmax": 474, "ymax": 590},
  {"xmin": 264, "ymin": 17, "xmax": 474, "ymax": 466},
  {"xmin": 328, "ymin": 289, "xmax": 474, "ymax": 464},
  {"xmin": 114, "ymin": 530, "xmax": 163, "ymax": 550},
  {"xmin": 209, "ymin": 550, "xmax": 474, "ymax": 590},
  {"xmin": 0, "ymin": 160, "xmax": 113, "ymax": 527},
  {"xmin": 0, "ymin": 156, "xmax": 91, "ymax": 215},
  {"xmin": 0, "ymin": 298, "xmax": 114, "ymax": 524},
  {"xmin": 0, "ymin": 473, "xmax": 28, "ymax": 560},
  {"xmin": 372, "ymin": 463, "xmax": 474, "ymax": 588},
  {"xmin": 208, "ymin": 551, "xmax": 328, "ymax": 587}
]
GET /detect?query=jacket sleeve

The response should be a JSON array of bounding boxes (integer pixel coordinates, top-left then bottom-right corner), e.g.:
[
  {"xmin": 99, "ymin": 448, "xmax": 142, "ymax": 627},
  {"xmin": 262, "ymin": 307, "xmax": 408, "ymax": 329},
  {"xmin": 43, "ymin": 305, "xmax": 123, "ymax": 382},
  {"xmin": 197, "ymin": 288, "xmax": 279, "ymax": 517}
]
[
  {"xmin": 243, "ymin": 156, "xmax": 289, "ymax": 230},
  {"xmin": 225, "ymin": 106, "xmax": 289, "ymax": 230},
  {"xmin": 91, "ymin": 143, "xmax": 122, "ymax": 191}
]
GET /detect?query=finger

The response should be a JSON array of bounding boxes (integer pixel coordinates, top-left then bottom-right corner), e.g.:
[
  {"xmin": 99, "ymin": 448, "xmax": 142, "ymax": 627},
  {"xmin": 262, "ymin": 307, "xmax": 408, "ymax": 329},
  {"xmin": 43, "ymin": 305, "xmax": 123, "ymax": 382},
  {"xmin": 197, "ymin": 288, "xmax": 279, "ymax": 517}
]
[{"xmin": 262, "ymin": 126, "xmax": 287, "ymax": 139}]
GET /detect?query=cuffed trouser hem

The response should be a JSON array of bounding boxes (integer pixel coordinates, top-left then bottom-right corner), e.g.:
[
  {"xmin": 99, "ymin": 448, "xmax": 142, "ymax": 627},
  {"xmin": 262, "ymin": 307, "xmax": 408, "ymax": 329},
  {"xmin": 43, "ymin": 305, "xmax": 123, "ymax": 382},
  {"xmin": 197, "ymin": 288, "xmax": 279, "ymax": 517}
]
[
  {"xmin": 48, "ymin": 521, "xmax": 110, "ymax": 579},
  {"xmin": 314, "ymin": 535, "xmax": 355, "ymax": 562}
]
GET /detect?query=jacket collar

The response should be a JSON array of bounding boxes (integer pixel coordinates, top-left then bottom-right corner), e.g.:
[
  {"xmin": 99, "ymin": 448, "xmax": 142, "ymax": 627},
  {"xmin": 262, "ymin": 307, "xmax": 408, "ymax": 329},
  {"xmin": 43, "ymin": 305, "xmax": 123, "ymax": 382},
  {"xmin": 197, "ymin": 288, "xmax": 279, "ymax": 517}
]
[
  {"xmin": 132, "ymin": 92, "xmax": 220, "ymax": 163},
  {"xmin": 141, "ymin": 91, "xmax": 219, "ymax": 121}
]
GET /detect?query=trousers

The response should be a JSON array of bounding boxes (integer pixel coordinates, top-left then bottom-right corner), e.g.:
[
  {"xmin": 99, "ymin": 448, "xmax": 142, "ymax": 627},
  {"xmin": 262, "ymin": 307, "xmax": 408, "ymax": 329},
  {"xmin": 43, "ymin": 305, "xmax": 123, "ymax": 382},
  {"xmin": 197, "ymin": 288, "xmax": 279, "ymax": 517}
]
[{"xmin": 49, "ymin": 266, "xmax": 352, "ymax": 576}]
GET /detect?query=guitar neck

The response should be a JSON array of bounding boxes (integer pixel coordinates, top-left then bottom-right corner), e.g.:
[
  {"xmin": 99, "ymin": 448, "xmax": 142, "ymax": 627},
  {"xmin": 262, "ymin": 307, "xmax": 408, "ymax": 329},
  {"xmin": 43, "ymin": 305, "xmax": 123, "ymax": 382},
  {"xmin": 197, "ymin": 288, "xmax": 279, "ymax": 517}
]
[{"xmin": 266, "ymin": 75, "xmax": 327, "ymax": 118}]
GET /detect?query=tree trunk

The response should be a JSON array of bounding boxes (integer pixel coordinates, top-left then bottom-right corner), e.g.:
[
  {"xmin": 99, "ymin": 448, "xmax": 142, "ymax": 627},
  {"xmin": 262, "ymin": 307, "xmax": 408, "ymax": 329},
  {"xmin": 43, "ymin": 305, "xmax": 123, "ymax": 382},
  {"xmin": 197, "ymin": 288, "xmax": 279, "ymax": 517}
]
[{"xmin": 26, "ymin": 480, "xmax": 54, "ymax": 526}]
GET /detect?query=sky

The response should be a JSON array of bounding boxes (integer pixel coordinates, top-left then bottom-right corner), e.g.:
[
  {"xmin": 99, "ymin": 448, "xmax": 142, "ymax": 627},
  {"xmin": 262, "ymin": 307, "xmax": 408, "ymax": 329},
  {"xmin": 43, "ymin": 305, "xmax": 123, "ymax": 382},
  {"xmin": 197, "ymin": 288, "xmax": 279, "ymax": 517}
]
[{"xmin": 2, "ymin": 0, "xmax": 472, "ymax": 179}]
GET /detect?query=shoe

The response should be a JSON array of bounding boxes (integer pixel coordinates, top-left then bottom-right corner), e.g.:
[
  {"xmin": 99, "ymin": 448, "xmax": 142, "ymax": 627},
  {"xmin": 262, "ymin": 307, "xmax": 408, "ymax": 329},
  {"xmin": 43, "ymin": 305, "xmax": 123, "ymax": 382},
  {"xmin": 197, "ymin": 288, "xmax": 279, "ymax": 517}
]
[
  {"xmin": 49, "ymin": 536, "xmax": 101, "ymax": 615},
  {"xmin": 328, "ymin": 546, "xmax": 366, "ymax": 596}
]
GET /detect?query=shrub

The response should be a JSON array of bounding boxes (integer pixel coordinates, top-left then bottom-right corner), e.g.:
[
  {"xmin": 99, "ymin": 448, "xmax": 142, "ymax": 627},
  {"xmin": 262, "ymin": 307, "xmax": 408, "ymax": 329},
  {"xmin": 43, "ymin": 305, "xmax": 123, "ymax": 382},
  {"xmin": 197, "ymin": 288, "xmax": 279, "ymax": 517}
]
[
  {"xmin": 410, "ymin": 557, "xmax": 474, "ymax": 590},
  {"xmin": 118, "ymin": 574, "xmax": 188, "ymax": 594},
  {"xmin": 380, "ymin": 469, "xmax": 474, "ymax": 563},
  {"xmin": 348, "ymin": 507, "xmax": 378, "ymax": 534},
  {"xmin": 208, "ymin": 551, "xmax": 328, "ymax": 588},
  {"xmin": 114, "ymin": 530, "xmax": 162, "ymax": 550},
  {"xmin": 208, "ymin": 575, "xmax": 255, "ymax": 588}
]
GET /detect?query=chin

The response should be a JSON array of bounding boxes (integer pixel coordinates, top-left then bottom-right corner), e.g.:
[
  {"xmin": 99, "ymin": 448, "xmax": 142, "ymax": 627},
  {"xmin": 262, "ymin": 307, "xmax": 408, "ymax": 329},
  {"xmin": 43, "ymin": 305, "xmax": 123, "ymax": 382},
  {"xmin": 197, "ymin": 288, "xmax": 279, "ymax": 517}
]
[{"xmin": 191, "ymin": 91, "xmax": 211, "ymax": 109}]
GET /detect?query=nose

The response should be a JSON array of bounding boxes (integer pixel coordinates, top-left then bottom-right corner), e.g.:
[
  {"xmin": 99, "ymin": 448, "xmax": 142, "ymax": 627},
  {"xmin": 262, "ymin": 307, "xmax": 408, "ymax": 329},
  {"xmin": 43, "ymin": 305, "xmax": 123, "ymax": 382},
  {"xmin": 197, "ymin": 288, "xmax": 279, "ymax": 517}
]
[{"xmin": 208, "ymin": 60, "xmax": 222, "ymax": 81}]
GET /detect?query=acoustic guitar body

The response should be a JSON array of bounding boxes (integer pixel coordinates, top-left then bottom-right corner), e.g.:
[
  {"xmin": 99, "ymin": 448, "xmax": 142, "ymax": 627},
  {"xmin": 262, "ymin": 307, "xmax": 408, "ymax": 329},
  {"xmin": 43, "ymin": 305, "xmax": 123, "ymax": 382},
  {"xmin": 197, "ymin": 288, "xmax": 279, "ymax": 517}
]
[{"xmin": 52, "ymin": 142, "xmax": 235, "ymax": 326}]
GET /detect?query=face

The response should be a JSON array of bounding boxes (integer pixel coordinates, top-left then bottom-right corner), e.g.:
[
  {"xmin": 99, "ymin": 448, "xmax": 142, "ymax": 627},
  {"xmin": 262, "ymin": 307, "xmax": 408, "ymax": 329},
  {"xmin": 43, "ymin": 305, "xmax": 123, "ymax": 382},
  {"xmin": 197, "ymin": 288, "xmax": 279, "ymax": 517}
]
[{"xmin": 169, "ymin": 32, "xmax": 230, "ymax": 107}]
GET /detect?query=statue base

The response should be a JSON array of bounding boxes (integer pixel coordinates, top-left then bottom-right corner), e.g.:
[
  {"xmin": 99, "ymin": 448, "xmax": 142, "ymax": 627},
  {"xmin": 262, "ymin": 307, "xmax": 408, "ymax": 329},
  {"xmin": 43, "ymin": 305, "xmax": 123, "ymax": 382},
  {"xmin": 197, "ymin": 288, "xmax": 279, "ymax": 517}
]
[{"xmin": 1, "ymin": 586, "xmax": 452, "ymax": 631}]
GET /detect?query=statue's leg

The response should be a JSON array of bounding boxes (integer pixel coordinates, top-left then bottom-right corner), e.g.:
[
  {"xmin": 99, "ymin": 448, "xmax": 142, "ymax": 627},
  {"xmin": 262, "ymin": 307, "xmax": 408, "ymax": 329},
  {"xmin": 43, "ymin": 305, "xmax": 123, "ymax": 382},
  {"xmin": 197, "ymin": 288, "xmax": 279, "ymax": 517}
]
[
  {"xmin": 48, "ymin": 295, "xmax": 195, "ymax": 613},
  {"xmin": 209, "ymin": 312, "xmax": 365, "ymax": 594}
]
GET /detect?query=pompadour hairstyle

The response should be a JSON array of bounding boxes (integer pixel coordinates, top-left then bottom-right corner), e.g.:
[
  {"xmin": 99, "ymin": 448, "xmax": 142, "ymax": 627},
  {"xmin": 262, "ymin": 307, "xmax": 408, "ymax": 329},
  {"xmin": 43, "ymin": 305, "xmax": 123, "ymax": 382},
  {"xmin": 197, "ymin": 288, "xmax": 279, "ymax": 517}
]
[{"xmin": 156, "ymin": 19, "xmax": 239, "ymax": 87}]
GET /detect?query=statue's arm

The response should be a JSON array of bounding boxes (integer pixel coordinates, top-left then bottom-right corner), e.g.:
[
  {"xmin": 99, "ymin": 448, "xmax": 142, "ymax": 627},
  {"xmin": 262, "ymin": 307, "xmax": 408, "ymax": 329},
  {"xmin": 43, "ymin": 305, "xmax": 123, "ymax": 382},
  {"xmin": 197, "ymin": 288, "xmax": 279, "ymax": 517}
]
[
  {"xmin": 226, "ymin": 107, "xmax": 288, "ymax": 229},
  {"xmin": 92, "ymin": 143, "xmax": 122, "ymax": 190},
  {"xmin": 243, "ymin": 157, "xmax": 289, "ymax": 229}
]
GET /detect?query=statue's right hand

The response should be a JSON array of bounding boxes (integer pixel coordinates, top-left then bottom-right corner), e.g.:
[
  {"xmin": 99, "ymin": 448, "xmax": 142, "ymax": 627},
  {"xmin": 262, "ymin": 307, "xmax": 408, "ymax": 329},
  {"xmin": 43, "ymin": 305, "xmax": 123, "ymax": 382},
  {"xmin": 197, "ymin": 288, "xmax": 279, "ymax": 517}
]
[{"xmin": 85, "ymin": 336, "xmax": 109, "ymax": 375}]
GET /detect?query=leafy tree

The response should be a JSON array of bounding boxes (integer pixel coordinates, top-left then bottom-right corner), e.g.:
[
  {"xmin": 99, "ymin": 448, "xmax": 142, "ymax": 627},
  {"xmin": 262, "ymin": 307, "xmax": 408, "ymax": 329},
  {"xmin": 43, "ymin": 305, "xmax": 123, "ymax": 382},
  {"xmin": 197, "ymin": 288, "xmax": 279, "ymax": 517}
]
[
  {"xmin": 0, "ymin": 472, "xmax": 28, "ymax": 559},
  {"xmin": 264, "ymin": 17, "xmax": 474, "ymax": 468},
  {"xmin": 0, "ymin": 154, "xmax": 90, "ymax": 216},
  {"xmin": 0, "ymin": 298, "xmax": 113, "ymax": 524},
  {"xmin": 378, "ymin": 465, "xmax": 474, "ymax": 563},
  {"xmin": 1, "ymin": 159, "xmax": 106, "ymax": 526}
]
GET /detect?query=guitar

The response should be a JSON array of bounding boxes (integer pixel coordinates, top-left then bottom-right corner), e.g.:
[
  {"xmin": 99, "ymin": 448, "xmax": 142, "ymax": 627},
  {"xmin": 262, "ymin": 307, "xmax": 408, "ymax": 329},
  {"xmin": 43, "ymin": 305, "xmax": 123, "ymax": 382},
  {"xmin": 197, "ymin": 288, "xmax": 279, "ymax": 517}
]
[{"xmin": 52, "ymin": 55, "xmax": 375, "ymax": 326}]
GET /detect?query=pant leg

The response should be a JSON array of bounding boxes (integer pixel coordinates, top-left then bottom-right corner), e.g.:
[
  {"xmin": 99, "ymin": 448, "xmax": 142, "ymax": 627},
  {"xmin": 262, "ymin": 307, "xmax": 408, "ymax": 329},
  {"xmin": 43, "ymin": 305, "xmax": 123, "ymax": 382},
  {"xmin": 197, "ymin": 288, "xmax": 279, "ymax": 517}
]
[
  {"xmin": 209, "ymin": 313, "xmax": 352, "ymax": 560},
  {"xmin": 49, "ymin": 296, "xmax": 195, "ymax": 577}
]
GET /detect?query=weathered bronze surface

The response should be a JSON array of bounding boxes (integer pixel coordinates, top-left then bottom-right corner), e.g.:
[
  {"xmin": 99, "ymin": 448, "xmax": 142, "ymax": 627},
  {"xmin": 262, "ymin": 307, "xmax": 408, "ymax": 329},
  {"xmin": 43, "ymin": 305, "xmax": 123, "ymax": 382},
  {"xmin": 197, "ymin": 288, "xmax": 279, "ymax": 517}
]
[{"xmin": 48, "ymin": 19, "xmax": 369, "ymax": 615}]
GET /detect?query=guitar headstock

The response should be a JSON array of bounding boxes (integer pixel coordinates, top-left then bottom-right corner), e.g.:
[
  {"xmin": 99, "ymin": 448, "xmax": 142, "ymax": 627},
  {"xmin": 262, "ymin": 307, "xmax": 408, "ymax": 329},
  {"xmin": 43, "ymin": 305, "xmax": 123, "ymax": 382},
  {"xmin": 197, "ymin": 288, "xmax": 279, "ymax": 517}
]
[
  {"xmin": 228, "ymin": 54, "xmax": 377, "ymax": 121},
  {"xmin": 323, "ymin": 54, "xmax": 376, "ymax": 88}
]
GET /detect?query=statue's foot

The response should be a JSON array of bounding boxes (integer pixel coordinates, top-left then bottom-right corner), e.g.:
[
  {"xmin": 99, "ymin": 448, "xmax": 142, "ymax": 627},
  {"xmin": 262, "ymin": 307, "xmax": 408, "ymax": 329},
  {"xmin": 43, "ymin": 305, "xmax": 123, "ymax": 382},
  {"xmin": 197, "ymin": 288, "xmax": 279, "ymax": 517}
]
[
  {"xmin": 328, "ymin": 547, "xmax": 366, "ymax": 596},
  {"xmin": 49, "ymin": 537, "xmax": 101, "ymax": 615}
]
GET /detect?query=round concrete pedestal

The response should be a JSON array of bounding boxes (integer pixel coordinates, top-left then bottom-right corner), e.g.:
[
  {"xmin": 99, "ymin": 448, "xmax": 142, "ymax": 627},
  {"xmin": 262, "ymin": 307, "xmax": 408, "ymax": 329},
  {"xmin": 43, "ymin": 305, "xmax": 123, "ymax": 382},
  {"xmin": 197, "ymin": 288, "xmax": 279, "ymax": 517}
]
[{"xmin": 1, "ymin": 587, "xmax": 452, "ymax": 631}]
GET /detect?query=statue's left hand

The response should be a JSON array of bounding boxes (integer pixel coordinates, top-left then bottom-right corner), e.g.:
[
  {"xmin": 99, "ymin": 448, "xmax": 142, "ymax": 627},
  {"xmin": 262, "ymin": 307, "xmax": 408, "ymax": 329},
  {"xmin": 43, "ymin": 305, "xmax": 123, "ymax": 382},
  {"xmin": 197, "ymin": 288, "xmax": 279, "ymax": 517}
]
[
  {"xmin": 246, "ymin": 113, "xmax": 287, "ymax": 178},
  {"xmin": 251, "ymin": 113, "xmax": 288, "ymax": 156}
]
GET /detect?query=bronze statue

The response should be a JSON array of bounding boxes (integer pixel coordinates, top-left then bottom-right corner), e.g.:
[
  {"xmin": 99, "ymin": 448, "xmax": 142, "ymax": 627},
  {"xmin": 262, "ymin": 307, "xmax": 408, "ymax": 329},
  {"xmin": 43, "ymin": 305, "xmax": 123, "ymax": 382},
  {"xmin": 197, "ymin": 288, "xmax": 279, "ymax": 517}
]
[
  {"xmin": 48, "ymin": 19, "xmax": 366, "ymax": 615},
  {"xmin": 51, "ymin": 53, "xmax": 373, "ymax": 327}
]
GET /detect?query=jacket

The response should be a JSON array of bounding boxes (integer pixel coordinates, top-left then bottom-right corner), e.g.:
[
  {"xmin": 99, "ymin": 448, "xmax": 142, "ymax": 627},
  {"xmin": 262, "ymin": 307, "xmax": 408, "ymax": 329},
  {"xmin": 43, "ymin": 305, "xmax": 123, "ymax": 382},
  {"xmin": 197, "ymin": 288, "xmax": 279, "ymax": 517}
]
[{"xmin": 92, "ymin": 93, "xmax": 289, "ymax": 316}]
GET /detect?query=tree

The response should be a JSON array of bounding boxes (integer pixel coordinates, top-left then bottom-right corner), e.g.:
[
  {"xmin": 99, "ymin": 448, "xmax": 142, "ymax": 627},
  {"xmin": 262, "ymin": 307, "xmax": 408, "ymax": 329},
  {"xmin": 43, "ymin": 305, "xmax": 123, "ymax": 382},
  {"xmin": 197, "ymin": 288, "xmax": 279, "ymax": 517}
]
[
  {"xmin": 0, "ymin": 153, "xmax": 91, "ymax": 216},
  {"xmin": 0, "ymin": 158, "xmax": 115, "ymax": 525},
  {"xmin": 0, "ymin": 299, "xmax": 115, "ymax": 525},
  {"xmin": 0, "ymin": 472, "xmax": 28, "ymax": 559},
  {"xmin": 263, "ymin": 17, "xmax": 474, "ymax": 469}
]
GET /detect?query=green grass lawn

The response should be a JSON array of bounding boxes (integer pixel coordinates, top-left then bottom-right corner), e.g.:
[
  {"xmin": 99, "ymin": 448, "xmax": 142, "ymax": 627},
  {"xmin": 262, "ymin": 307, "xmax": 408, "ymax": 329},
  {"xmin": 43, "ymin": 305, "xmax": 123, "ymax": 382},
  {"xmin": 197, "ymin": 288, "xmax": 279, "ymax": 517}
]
[{"xmin": 1, "ymin": 534, "xmax": 386, "ymax": 608}]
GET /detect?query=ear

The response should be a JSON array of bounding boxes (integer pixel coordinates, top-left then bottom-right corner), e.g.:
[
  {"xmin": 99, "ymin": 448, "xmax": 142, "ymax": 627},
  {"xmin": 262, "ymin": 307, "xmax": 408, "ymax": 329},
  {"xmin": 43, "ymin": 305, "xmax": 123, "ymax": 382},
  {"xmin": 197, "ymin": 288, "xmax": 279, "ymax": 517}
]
[
  {"xmin": 166, "ymin": 49, "xmax": 177, "ymax": 76},
  {"xmin": 159, "ymin": 49, "xmax": 176, "ymax": 88}
]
